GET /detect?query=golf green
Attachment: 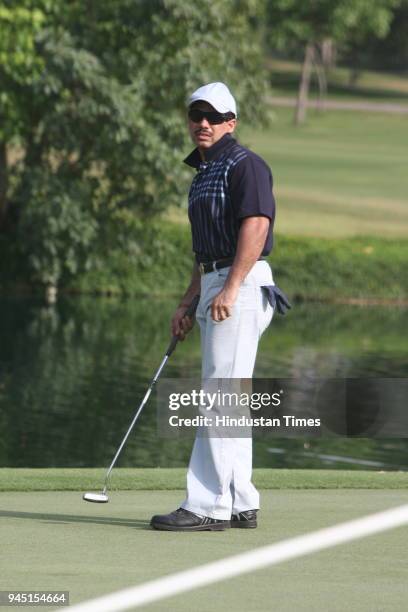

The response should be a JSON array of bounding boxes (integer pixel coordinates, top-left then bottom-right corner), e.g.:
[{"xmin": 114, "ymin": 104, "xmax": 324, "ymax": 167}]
[{"xmin": 1, "ymin": 489, "xmax": 407, "ymax": 611}]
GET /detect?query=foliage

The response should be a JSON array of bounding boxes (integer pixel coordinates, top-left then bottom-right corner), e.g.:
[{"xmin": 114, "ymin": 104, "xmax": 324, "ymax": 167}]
[
  {"xmin": 343, "ymin": 0, "xmax": 408, "ymax": 70},
  {"xmin": 267, "ymin": 0, "xmax": 398, "ymax": 52},
  {"xmin": 1, "ymin": 0, "xmax": 268, "ymax": 286},
  {"xmin": 0, "ymin": 0, "xmax": 49, "ymax": 141},
  {"xmin": 17, "ymin": 169, "xmax": 97, "ymax": 285}
]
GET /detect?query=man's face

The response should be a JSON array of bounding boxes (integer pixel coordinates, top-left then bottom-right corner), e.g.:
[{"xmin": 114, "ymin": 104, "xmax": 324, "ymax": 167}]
[{"xmin": 188, "ymin": 101, "xmax": 236, "ymax": 150}]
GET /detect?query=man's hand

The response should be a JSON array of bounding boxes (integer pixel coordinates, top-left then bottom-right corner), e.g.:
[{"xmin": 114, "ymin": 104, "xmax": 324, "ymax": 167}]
[
  {"xmin": 171, "ymin": 305, "xmax": 195, "ymax": 341},
  {"xmin": 211, "ymin": 285, "xmax": 239, "ymax": 322}
]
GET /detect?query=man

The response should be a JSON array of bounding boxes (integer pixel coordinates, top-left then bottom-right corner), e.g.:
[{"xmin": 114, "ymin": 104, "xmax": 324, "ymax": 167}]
[{"xmin": 151, "ymin": 82, "xmax": 281, "ymax": 531}]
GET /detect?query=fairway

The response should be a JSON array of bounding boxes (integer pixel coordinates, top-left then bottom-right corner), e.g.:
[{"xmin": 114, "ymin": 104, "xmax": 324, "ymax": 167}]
[
  {"xmin": 1, "ymin": 486, "xmax": 407, "ymax": 611},
  {"xmin": 240, "ymin": 109, "xmax": 408, "ymax": 238}
]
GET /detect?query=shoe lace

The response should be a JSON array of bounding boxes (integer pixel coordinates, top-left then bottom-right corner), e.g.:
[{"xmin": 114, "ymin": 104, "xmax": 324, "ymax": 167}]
[
  {"xmin": 175, "ymin": 508, "xmax": 191, "ymax": 516},
  {"xmin": 175, "ymin": 507, "xmax": 202, "ymax": 519}
]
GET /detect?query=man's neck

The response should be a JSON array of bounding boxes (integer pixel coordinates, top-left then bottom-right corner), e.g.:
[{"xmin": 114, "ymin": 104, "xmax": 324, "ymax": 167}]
[
  {"xmin": 197, "ymin": 133, "xmax": 233, "ymax": 161},
  {"xmin": 184, "ymin": 133, "xmax": 235, "ymax": 169}
]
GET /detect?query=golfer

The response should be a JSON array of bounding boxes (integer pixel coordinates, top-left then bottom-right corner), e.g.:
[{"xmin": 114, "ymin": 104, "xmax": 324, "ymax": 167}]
[{"xmin": 151, "ymin": 82, "xmax": 285, "ymax": 531}]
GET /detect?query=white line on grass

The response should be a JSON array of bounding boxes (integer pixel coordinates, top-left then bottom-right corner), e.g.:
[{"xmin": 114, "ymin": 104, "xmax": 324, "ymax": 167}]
[{"xmin": 67, "ymin": 504, "xmax": 408, "ymax": 612}]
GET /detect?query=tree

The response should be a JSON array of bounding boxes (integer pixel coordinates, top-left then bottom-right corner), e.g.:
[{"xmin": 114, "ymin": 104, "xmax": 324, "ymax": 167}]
[
  {"xmin": 343, "ymin": 0, "xmax": 408, "ymax": 72},
  {"xmin": 0, "ymin": 0, "xmax": 49, "ymax": 228},
  {"xmin": 267, "ymin": 0, "xmax": 398, "ymax": 123},
  {"xmin": 1, "ymin": 0, "xmax": 268, "ymax": 288}
]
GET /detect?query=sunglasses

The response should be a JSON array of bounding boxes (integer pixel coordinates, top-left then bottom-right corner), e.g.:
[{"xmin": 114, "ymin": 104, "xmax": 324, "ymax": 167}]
[{"xmin": 188, "ymin": 108, "xmax": 233, "ymax": 125}]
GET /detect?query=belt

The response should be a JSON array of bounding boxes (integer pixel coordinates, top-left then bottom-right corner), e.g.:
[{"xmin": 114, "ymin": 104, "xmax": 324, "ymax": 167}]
[{"xmin": 198, "ymin": 257, "xmax": 264, "ymax": 275}]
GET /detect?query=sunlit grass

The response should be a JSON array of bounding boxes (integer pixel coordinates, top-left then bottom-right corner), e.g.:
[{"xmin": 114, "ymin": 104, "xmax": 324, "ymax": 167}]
[
  {"xmin": 242, "ymin": 108, "xmax": 407, "ymax": 238},
  {"xmin": 1, "ymin": 468, "xmax": 407, "ymax": 490}
]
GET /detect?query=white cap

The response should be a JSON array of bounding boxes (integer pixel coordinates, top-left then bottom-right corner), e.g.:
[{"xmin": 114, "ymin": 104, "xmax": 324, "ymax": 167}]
[{"xmin": 188, "ymin": 82, "xmax": 237, "ymax": 116}]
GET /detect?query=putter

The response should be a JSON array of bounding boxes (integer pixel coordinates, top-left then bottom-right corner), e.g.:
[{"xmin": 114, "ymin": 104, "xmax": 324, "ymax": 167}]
[{"xmin": 83, "ymin": 294, "xmax": 200, "ymax": 503}]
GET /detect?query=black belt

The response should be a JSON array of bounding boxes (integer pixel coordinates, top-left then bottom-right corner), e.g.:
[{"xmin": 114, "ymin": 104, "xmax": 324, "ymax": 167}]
[{"xmin": 198, "ymin": 257, "xmax": 264, "ymax": 275}]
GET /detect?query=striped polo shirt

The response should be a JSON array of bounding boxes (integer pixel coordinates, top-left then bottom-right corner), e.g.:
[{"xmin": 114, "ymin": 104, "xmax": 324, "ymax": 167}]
[{"xmin": 184, "ymin": 133, "xmax": 275, "ymax": 264}]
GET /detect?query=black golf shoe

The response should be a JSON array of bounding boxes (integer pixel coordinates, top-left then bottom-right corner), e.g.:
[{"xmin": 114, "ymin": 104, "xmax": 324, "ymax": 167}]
[
  {"xmin": 150, "ymin": 507, "xmax": 230, "ymax": 531},
  {"xmin": 231, "ymin": 509, "xmax": 258, "ymax": 529}
]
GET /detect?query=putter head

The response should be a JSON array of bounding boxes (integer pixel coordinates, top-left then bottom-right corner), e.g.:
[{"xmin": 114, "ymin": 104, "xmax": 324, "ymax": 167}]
[{"xmin": 83, "ymin": 492, "xmax": 109, "ymax": 503}]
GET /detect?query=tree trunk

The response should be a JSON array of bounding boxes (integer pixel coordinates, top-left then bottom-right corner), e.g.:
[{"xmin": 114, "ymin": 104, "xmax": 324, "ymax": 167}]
[
  {"xmin": 0, "ymin": 141, "xmax": 8, "ymax": 231},
  {"xmin": 295, "ymin": 42, "xmax": 315, "ymax": 125},
  {"xmin": 313, "ymin": 45, "xmax": 327, "ymax": 112},
  {"xmin": 321, "ymin": 38, "xmax": 336, "ymax": 68},
  {"xmin": 349, "ymin": 66, "xmax": 360, "ymax": 88}
]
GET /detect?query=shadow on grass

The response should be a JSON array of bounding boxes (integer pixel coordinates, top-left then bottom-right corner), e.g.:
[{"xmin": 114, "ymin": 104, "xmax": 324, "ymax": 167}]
[{"xmin": 0, "ymin": 510, "xmax": 151, "ymax": 530}]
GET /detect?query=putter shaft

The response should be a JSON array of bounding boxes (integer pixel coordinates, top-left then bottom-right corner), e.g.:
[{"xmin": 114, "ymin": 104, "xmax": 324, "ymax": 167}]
[
  {"xmin": 97, "ymin": 294, "xmax": 200, "ymax": 496},
  {"xmin": 101, "ymin": 353, "xmax": 169, "ymax": 494}
]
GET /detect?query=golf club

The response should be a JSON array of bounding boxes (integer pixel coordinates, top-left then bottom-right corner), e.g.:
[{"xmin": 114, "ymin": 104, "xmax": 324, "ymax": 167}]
[{"xmin": 83, "ymin": 294, "xmax": 200, "ymax": 503}]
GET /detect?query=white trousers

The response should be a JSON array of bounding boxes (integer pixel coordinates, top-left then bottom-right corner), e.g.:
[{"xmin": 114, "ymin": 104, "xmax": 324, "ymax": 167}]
[{"xmin": 181, "ymin": 260, "xmax": 274, "ymax": 520}]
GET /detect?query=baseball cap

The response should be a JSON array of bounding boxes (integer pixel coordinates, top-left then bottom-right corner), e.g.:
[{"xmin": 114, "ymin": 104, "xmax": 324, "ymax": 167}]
[{"xmin": 188, "ymin": 82, "xmax": 237, "ymax": 117}]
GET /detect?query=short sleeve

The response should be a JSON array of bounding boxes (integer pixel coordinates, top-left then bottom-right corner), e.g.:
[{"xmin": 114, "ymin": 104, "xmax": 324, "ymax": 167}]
[{"xmin": 228, "ymin": 153, "xmax": 275, "ymax": 224}]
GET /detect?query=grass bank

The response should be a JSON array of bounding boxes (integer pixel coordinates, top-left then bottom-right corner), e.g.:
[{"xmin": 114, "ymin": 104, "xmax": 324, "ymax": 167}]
[
  {"xmin": 66, "ymin": 225, "xmax": 407, "ymax": 302},
  {"xmin": 1, "ymin": 224, "xmax": 406, "ymax": 303},
  {"xmin": 1, "ymin": 468, "xmax": 407, "ymax": 491}
]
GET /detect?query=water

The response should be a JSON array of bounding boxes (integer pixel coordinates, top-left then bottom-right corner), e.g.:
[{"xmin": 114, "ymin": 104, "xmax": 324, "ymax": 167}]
[{"xmin": 0, "ymin": 296, "xmax": 407, "ymax": 469}]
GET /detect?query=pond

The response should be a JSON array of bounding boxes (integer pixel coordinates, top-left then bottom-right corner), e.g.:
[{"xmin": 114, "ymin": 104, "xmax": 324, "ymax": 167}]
[{"xmin": 0, "ymin": 296, "xmax": 407, "ymax": 469}]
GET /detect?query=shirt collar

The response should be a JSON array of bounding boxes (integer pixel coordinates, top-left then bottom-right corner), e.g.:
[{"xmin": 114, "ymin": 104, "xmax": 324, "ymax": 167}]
[{"xmin": 183, "ymin": 133, "xmax": 236, "ymax": 169}]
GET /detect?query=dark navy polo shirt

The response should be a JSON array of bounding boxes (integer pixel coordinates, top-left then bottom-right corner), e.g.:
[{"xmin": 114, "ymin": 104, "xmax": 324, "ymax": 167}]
[{"xmin": 184, "ymin": 133, "xmax": 275, "ymax": 263}]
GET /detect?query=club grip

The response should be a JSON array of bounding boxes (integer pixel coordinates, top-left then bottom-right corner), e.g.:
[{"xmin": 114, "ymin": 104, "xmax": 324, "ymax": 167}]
[{"xmin": 166, "ymin": 294, "xmax": 200, "ymax": 357}]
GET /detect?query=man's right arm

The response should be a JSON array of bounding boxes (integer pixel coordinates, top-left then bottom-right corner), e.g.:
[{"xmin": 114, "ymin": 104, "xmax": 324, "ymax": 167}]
[{"xmin": 171, "ymin": 261, "xmax": 201, "ymax": 340}]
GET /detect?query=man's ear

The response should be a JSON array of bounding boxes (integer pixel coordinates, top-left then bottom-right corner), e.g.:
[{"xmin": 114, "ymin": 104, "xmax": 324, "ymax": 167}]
[{"xmin": 227, "ymin": 119, "xmax": 237, "ymax": 133}]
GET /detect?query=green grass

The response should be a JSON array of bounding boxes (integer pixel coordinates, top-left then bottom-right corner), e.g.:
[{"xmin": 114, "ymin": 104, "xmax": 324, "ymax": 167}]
[
  {"xmin": 1, "ymin": 468, "xmax": 407, "ymax": 491},
  {"xmin": 240, "ymin": 108, "xmax": 408, "ymax": 239},
  {"xmin": 264, "ymin": 62, "xmax": 408, "ymax": 237},
  {"xmin": 268, "ymin": 58, "xmax": 408, "ymax": 103},
  {"xmin": 272, "ymin": 235, "xmax": 407, "ymax": 301},
  {"xmin": 1, "ymin": 489, "xmax": 407, "ymax": 610}
]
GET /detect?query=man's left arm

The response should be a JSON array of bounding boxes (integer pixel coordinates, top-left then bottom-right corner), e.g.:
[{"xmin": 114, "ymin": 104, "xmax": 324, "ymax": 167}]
[
  {"xmin": 211, "ymin": 153, "xmax": 275, "ymax": 322},
  {"xmin": 211, "ymin": 216, "xmax": 269, "ymax": 322}
]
